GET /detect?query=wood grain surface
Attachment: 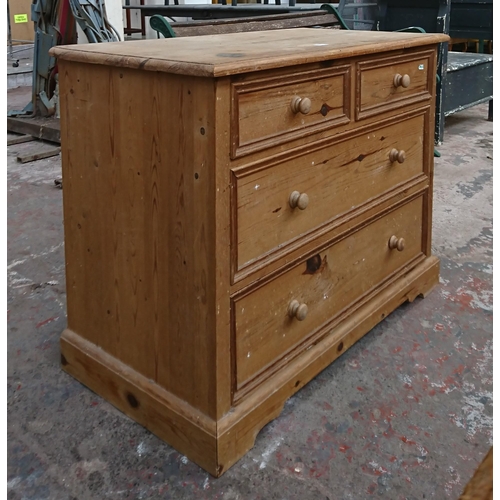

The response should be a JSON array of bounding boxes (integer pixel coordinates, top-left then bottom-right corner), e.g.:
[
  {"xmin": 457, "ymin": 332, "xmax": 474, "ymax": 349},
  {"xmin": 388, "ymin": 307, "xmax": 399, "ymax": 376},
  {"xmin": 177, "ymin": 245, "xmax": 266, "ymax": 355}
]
[
  {"xmin": 56, "ymin": 31, "xmax": 442, "ymax": 476},
  {"xmin": 234, "ymin": 112, "xmax": 426, "ymax": 269},
  {"xmin": 233, "ymin": 65, "xmax": 349, "ymax": 157},
  {"xmin": 51, "ymin": 29, "xmax": 449, "ymax": 77},
  {"xmin": 168, "ymin": 11, "xmax": 342, "ymax": 38},
  {"xmin": 357, "ymin": 50, "xmax": 435, "ymax": 120},
  {"xmin": 234, "ymin": 196, "xmax": 424, "ymax": 390},
  {"xmin": 59, "ymin": 61, "xmax": 219, "ymax": 418}
]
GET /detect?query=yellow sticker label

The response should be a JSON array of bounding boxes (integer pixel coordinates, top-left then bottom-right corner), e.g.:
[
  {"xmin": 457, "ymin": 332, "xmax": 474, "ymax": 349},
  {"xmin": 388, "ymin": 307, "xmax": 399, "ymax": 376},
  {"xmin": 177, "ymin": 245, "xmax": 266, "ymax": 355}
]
[{"xmin": 14, "ymin": 14, "xmax": 28, "ymax": 23}]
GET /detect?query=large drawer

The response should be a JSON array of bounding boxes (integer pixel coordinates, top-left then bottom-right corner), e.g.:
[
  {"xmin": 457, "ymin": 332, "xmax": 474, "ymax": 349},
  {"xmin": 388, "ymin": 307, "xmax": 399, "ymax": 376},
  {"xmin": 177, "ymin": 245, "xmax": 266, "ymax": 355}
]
[
  {"xmin": 356, "ymin": 49, "xmax": 434, "ymax": 120},
  {"xmin": 232, "ymin": 111, "xmax": 427, "ymax": 276},
  {"xmin": 232, "ymin": 195, "xmax": 424, "ymax": 395},
  {"xmin": 231, "ymin": 65, "xmax": 350, "ymax": 158}
]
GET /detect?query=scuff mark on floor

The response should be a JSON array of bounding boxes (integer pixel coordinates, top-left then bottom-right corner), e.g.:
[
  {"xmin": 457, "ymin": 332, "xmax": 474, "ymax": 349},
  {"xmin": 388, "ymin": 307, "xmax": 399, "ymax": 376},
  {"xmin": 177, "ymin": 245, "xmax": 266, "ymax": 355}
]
[{"xmin": 259, "ymin": 436, "xmax": 283, "ymax": 470}]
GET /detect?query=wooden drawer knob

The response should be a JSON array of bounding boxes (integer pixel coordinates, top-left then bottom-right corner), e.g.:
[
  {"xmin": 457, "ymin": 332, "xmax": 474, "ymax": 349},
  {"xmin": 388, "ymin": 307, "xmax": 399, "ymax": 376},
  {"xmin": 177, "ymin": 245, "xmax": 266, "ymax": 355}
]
[
  {"xmin": 290, "ymin": 96, "xmax": 312, "ymax": 115},
  {"xmin": 393, "ymin": 73, "xmax": 411, "ymax": 88},
  {"xmin": 389, "ymin": 148, "xmax": 406, "ymax": 164},
  {"xmin": 388, "ymin": 235, "xmax": 405, "ymax": 251},
  {"xmin": 288, "ymin": 300, "xmax": 308, "ymax": 321},
  {"xmin": 289, "ymin": 191, "xmax": 309, "ymax": 210}
]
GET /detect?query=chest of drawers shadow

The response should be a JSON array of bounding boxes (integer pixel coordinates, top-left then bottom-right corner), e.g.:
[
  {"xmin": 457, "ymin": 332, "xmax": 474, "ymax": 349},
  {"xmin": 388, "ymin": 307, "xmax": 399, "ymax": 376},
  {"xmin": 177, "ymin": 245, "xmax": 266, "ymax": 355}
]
[{"xmin": 52, "ymin": 28, "xmax": 447, "ymax": 476}]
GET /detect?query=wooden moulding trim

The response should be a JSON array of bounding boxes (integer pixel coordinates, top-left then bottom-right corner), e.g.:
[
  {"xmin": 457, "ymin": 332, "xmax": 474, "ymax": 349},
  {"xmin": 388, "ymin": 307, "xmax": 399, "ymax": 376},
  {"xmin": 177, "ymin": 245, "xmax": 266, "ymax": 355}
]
[
  {"xmin": 49, "ymin": 48, "xmax": 217, "ymax": 78},
  {"xmin": 232, "ymin": 253, "xmax": 426, "ymax": 400},
  {"xmin": 230, "ymin": 106, "xmax": 431, "ymax": 285},
  {"xmin": 355, "ymin": 49, "xmax": 435, "ymax": 121},
  {"xmin": 230, "ymin": 193, "xmax": 431, "ymax": 400},
  {"xmin": 230, "ymin": 65, "xmax": 351, "ymax": 159},
  {"xmin": 60, "ymin": 329, "xmax": 219, "ymax": 474},
  {"xmin": 219, "ymin": 255, "xmax": 440, "ymax": 439},
  {"xmin": 231, "ymin": 104, "xmax": 430, "ymax": 178},
  {"xmin": 231, "ymin": 192, "xmax": 429, "ymax": 398},
  {"xmin": 231, "ymin": 64, "xmax": 351, "ymax": 94},
  {"xmin": 355, "ymin": 48, "xmax": 435, "ymax": 74},
  {"xmin": 233, "ymin": 115, "xmax": 351, "ymax": 160},
  {"xmin": 232, "ymin": 177, "xmax": 429, "ymax": 288},
  {"xmin": 356, "ymin": 92, "xmax": 430, "ymax": 122},
  {"xmin": 49, "ymin": 36, "xmax": 449, "ymax": 78}
]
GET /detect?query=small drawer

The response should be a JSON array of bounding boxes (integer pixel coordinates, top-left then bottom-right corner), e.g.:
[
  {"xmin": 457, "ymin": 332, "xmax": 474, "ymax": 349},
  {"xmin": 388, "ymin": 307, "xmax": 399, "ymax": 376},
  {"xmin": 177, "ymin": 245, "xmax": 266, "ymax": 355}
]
[
  {"xmin": 232, "ymin": 111, "xmax": 427, "ymax": 277},
  {"xmin": 231, "ymin": 65, "xmax": 350, "ymax": 158},
  {"xmin": 232, "ymin": 196, "xmax": 424, "ymax": 395},
  {"xmin": 356, "ymin": 50, "xmax": 433, "ymax": 120}
]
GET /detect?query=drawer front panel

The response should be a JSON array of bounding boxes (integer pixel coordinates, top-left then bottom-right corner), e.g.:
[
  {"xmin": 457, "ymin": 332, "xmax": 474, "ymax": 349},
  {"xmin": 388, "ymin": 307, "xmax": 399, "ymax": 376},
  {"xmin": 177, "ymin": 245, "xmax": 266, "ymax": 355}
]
[
  {"xmin": 231, "ymin": 66, "xmax": 350, "ymax": 158},
  {"xmin": 357, "ymin": 50, "xmax": 433, "ymax": 119},
  {"xmin": 233, "ymin": 196, "xmax": 424, "ymax": 392},
  {"xmin": 233, "ymin": 112, "xmax": 426, "ymax": 274}
]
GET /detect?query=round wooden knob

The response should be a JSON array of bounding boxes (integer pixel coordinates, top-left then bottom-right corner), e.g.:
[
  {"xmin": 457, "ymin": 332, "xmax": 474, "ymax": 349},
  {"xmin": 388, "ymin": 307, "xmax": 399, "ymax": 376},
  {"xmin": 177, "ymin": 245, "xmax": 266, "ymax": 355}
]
[
  {"xmin": 393, "ymin": 73, "xmax": 411, "ymax": 88},
  {"xmin": 289, "ymin": 191, "xmax": 309, "ymax": 210},
  {"xmin": 388, "ymin": 235, "xmax": 405, "ymax": 251},
  {"xmin": 288, "ymin": 300, "xmax": 308, "ymax": 321},
  {"xmin": 290, "ymin": 96, "xmax": 312, "ymax": 115},
  {"xmin": 389, "ymin": 148, "xmax": 406, "ymax": 164}
]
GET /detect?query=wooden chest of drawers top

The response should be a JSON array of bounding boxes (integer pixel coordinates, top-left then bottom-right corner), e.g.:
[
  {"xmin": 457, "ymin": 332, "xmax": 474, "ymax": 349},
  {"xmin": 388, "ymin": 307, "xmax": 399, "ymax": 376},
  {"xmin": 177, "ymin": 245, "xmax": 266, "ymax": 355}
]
[{"xmin": 53, "ymin": 28, "xmax": 448, "ymax": 76}]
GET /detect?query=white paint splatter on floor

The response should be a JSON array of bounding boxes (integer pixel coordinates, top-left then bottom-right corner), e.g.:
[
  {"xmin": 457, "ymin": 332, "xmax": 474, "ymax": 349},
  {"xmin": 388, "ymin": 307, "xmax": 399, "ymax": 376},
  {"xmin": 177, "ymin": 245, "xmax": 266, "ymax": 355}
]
[
  {"xmin": 259, "ymin": 436, "xmax": 283, "ymax": 470},
  {"xmin": 137, "ymin": 442, "xmax": 146, "ymax": 457}
]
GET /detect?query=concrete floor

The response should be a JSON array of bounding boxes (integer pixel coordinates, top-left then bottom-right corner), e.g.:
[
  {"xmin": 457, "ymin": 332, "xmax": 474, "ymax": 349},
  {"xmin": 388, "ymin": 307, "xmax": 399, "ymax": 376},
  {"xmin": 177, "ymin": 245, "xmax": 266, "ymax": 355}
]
[
  {"xmin": 7, "ymin": 84, "xmax": 493, "ymax": 499},
  {"xmin": 7, "ymin": 44, "xmax": 34, "ymax": 90}
]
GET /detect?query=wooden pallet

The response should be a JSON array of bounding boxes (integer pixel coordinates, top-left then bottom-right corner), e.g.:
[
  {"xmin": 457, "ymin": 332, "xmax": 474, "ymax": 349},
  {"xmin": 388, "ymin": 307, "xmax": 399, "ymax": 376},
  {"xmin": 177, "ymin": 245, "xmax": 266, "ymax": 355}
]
[{"xmin": 7, "ymin": 132, "xmax": 61, "ymax": 164}]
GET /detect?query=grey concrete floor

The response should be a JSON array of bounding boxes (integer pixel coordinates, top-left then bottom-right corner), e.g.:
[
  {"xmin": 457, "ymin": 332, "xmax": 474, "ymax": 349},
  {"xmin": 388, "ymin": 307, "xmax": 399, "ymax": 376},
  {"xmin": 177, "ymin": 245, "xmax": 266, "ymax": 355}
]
[
  {"xmin": 7, "ymin": 86, "xmax": 493, "ymax": 500},
  {"xmin": 7, "ymin": 44, "xmax": 34, "ymax": 89}
]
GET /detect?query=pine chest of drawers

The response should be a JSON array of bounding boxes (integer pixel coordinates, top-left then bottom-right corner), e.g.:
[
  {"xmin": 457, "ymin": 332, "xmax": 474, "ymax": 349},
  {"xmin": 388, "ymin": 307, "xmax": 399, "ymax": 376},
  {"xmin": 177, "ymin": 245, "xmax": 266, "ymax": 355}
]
[{"xmin": 52, "ymin": 28, "xmax": 447, "ymax": 476}]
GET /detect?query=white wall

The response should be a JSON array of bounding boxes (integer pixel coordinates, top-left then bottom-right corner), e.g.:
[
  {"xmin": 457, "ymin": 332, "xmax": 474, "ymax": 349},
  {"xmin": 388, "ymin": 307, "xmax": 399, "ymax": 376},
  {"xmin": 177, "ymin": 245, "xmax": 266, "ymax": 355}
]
[{"xmin": 106, "ymin": 0, "xmax": 125, "ymax": 41}]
